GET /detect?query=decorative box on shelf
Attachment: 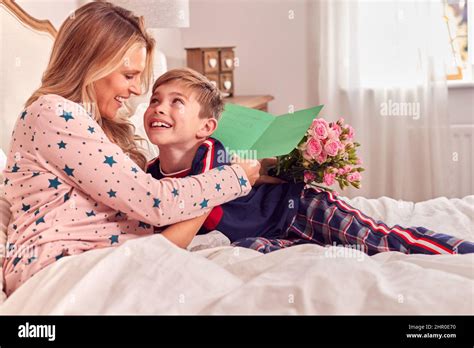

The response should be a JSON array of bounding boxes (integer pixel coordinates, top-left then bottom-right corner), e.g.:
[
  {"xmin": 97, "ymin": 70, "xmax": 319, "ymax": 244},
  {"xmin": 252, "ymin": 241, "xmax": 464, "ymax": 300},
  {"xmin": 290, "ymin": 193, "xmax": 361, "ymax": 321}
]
[{"xmin": 185, "ymin": 46, "xmax": 235, "ymax": 96}]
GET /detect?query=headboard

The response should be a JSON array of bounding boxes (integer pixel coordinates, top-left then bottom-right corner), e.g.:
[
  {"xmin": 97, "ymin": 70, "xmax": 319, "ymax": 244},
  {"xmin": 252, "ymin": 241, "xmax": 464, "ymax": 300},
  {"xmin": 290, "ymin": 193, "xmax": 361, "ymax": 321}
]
[{"xmin": 0, "ymin": 0, "xmax": 57, "ymax": 153}]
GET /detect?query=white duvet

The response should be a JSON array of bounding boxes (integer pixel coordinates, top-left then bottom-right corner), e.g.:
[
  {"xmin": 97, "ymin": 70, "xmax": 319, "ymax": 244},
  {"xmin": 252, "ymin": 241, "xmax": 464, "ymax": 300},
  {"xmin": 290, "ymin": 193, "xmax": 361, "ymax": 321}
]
[{"xmin": 0, "ymin": 194, "xmax": 473, "ymax": 314}]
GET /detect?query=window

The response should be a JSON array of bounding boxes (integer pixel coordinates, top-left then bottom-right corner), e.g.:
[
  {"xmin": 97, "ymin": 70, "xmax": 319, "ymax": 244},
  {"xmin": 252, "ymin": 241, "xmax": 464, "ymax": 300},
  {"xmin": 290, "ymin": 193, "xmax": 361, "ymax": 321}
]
[{"xmin": 443, "ymin": 0, "xmax": 471, "ymax": 80}]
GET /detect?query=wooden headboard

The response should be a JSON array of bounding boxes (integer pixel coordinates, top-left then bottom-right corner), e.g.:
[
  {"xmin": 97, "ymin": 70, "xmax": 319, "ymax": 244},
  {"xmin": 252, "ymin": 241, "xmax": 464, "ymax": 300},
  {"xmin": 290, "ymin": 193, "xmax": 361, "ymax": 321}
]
[{"xmin": 0, "ymin": 0, "xmax": 57, "ymax": 152}]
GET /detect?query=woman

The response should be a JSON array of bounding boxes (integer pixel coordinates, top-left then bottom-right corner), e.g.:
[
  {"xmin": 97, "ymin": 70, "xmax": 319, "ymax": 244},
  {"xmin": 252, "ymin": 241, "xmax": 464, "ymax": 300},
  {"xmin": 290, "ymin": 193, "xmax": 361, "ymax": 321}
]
[{"xmin": 1, "ymin": 2, "xmax": 261, "ymax": 296}]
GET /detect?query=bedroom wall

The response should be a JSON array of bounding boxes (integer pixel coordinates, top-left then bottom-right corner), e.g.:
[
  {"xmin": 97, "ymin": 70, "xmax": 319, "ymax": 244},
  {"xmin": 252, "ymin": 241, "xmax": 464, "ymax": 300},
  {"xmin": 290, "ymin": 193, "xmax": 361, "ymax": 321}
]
[
  {"xmin": 180, "ymin": 0, "xmax": 312, "ymax": 115},
  {"xmin": 16, "ymin": 0, "xmax": 79, "ymax": 29}
]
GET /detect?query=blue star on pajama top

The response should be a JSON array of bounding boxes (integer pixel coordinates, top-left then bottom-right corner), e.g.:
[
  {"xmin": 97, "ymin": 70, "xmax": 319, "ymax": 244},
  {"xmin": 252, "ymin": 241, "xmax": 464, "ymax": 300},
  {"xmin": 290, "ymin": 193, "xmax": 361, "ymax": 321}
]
[
  {"xmin": 153, "ymin": 198, "xmax": 161, "ymax": 208},
  {"xmin": 48, "ymin": 177, "xmax": 62, "ymax": 189},
  {"xmin": 138, "ymin": 221, "xmax": 151, "ymax": 229},
  {"xmin": 104, "ymin": 156, "xmax": 117, "ymax": 167},
  {"xmin": 57, "ymin": 140, "xmax": 67, "ymax": 149},
  {"xmin": 239, "ymin": 176, "xmax": 248, "ymax": 187},
  {"xmin": 21, "ymin": 203, "xmax": 30, "ymax": 212},
  {"xmin": 20, "ymin": 111, "xmax": 27, "ymax": 120},
  {"xmin": 59, "ymin": 111, "xmax": 74, "ymax": 122},
  {"xmin": 199, "ymin": 199, "xmax": 209, "ymax": 209},
  {"xmin": 63, "ymin": 165, "xmax": 75, "ymax": 177},
  {"xmin": 109, "ymin": 235, "xmax": 119, "ymax": 244},
  {"xmin": 13, "ymin": 257, "xmax": 22, "ymax": 266},
  {"xmin": 107, "ymin": 189, "xmax": 117, "ymax": 198}
]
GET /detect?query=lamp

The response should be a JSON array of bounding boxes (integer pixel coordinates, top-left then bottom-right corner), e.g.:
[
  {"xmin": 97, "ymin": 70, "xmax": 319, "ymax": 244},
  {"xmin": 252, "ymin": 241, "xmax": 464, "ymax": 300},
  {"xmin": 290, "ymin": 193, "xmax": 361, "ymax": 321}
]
[
  {"xmin": 110, "ymin": 0, "xmax": 190, "ymax": 84},
  {"xmin": 111, "ymin": 0, "xmax": 189, "ymax": 28}
]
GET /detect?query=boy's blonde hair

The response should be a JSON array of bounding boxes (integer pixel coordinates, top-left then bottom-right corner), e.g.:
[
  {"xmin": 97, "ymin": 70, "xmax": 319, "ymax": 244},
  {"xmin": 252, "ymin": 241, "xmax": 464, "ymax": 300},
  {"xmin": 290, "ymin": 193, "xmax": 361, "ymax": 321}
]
[{"xmin": 152, "ymin": 68, "xmax": 224, "ymax": 120}]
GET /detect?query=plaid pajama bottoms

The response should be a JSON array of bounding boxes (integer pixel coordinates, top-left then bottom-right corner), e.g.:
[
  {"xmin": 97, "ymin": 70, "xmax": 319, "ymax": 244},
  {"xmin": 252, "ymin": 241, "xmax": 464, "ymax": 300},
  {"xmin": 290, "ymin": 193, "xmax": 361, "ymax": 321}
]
[{"xmin": 232, "ymin": 186, "xmax": 474, "ymax": 255}]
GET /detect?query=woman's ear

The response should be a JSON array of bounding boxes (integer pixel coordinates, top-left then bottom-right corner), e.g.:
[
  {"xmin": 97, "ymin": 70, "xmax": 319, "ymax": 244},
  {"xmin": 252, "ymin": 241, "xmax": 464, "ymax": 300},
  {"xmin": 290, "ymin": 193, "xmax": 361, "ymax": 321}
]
[{"xmin": 196, "ymin": 118, "xmax": 218, "ymax": 139}]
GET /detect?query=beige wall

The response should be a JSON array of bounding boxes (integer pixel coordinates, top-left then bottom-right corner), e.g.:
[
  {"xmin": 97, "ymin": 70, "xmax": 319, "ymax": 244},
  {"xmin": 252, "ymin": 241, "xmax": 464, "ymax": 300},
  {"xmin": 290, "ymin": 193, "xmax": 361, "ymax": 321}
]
[{"xmin": 16, "ymin": 0, "xmax": 79, "ymax": 29}]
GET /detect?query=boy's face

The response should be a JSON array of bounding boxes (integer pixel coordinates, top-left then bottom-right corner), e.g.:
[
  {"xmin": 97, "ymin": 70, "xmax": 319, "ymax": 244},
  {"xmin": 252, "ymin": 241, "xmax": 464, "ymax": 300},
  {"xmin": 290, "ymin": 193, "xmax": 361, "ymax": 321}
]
[{"xmin": 144, "ymin": 80, "xmax": 215, "ymax": 148}]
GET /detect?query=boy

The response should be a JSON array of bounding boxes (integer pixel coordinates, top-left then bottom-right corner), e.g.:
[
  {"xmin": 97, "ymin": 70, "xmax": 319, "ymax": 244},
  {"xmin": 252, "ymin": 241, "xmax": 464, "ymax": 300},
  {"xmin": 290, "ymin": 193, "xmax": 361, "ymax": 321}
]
[{"xmin": 144, "ymin": 68, "xmax": 474, "ymax": 255}]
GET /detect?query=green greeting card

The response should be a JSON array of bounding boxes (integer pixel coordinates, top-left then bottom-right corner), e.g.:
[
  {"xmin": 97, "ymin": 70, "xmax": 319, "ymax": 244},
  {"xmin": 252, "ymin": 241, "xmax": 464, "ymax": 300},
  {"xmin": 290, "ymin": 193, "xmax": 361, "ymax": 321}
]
[{"xmin": 213, "ymin": 103, "xmax": 324, "ymax": 159}]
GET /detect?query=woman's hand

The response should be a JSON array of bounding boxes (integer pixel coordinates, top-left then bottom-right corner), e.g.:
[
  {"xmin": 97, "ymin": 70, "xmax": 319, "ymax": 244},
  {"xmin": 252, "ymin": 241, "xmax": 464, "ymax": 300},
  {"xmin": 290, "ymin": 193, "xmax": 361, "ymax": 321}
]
[{"xmin": 231, "ymin": 156, "xmax": 261, "ymax": 186}]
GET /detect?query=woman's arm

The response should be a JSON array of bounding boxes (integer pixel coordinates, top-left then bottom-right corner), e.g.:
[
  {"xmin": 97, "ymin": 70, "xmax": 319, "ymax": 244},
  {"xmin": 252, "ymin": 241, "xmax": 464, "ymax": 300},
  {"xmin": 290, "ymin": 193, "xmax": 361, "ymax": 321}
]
[
  {"xmin": 31, "ymin": 95, "xmax": 255, "ymax": 227},
  {"xmin": 160, "ymin": 211, "xmax": 210, "ymax": 249}
]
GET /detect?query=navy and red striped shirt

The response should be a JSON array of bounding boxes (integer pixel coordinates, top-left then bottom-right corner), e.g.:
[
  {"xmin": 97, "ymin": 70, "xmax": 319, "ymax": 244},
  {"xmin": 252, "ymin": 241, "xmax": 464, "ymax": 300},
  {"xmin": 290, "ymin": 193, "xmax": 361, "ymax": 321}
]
[{"xmin": 146, "ymin": 137, "xmax": 305, "ymax": 242}]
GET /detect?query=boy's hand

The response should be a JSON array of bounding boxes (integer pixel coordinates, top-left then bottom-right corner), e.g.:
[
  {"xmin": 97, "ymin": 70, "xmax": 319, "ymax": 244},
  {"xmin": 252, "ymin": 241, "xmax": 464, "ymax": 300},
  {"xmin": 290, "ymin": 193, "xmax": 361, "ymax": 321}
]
[{"xmin": 256, "ymin": 157, "xmax": 287, "ymax": 185}]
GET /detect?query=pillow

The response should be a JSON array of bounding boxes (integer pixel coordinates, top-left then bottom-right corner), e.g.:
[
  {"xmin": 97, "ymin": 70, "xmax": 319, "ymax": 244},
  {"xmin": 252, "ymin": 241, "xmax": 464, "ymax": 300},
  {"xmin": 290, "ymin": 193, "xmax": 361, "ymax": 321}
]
[{"xmin": 0, "ymin": 184, "xmax": 10, "ymax": 303}]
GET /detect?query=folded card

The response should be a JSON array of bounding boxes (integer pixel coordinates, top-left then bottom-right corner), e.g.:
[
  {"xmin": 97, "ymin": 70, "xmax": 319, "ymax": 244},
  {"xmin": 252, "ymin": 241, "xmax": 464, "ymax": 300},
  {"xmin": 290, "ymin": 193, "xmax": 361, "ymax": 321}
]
[{"xmin": 213, "ymin": 103, "xmax": 324, "ymax": 159}]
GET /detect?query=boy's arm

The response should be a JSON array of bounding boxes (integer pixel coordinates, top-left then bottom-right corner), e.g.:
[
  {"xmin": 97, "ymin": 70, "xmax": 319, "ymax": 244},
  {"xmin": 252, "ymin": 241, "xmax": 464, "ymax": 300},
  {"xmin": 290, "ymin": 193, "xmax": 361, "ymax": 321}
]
[
  {"xmin": 160, "ymin": 211, "xmax": 211, "ymax": 249},
  {"xmin": 161, "ymin": 138, "xmax": 228, "ymax": 248}
]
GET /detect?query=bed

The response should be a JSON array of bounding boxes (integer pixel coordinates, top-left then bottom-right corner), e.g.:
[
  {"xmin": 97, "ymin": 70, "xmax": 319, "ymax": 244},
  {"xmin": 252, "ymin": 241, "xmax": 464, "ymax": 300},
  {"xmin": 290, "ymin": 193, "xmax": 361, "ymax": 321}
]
[{"xmin": 0, "ymin": 0, "xmax": 473, "ymax": 315}]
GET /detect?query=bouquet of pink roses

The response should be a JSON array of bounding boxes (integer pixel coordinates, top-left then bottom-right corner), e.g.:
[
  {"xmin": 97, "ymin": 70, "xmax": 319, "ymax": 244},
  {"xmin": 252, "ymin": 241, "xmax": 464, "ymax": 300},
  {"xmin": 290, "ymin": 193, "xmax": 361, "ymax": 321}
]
[{"xmin": 269, "ymin": 117, "xmax": 364, "ymax": 192}]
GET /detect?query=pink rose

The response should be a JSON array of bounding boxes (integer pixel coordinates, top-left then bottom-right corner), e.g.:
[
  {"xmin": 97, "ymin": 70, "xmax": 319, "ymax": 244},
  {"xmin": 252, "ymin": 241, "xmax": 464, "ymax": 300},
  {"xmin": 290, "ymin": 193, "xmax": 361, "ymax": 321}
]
[
  {"xmin": 304, "ymin": 171, "xmax": 316, "ymax": 183},
  {"xmin": 316, "ymin": 151, "xmax": 327, "ymax": 165},
  {"xmin": 331, "ymin": 124, "xmax": 342, "ymax": 138},
  {"xmin": 347, "ymin": 172, "xmax": 361, "ymax": 183},
  {"xmin": 338, "ymin": 165, "xmax": 352, "ymax": 175},
  {"xmin": 311, "ymin": 119, "xmax": 328, "ymax": 140},
  {"xmin": 305, "ymin": 138, "xmax": 322, "ymax": 158},
  {"xmin": 324, "ymin": 139, "xmax": 341, "ymax": 157},
  {"xmin": 343, "ymin": 165, "xmax": 352, "ymax": 173},
  {"xmin": 346, "ymin": 125, "xmax": 355, "ymax": 141},
  {"xmin": 323, "ymin": 172, "xmax": 336, "ymax": 186}
]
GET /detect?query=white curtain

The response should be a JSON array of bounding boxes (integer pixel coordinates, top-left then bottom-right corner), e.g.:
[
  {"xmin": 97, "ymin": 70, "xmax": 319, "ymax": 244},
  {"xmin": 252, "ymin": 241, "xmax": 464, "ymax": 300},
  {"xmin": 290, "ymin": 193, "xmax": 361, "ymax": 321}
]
[{"xmin": 311, "ymin": 0, "xmax": 453, "ymax": 202}]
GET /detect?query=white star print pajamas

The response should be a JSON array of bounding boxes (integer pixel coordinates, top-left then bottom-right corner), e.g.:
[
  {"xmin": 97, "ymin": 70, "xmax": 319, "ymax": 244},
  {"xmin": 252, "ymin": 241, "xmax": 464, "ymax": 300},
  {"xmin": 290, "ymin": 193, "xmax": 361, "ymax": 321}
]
[{"xmin": 2, "ymin": 94, "xmax": 251, "ymax": 296}]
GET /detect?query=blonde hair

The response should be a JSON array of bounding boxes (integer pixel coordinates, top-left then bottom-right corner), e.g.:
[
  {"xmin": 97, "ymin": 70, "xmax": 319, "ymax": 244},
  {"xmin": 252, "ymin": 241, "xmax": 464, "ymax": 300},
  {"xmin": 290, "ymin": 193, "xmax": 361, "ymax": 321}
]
[
  {"xmin": 26, "ymin": 1, "xmax": 155, "ymax": 169},
  {"xmin": 152, "ymin": 68, "xmax": 224, "ymax": 120}
]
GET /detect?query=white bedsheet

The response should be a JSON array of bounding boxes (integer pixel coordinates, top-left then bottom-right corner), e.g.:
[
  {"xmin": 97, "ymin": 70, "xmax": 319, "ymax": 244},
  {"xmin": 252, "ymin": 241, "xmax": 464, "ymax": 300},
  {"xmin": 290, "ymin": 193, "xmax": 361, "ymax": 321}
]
[{"xmin": 1, "ymin": 195, "xmax": 473, "ymax": 314}]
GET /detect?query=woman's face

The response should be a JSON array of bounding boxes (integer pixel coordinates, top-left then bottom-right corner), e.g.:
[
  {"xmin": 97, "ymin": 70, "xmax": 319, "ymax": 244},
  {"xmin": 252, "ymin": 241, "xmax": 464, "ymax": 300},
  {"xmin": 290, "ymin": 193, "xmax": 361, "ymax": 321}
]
[{"xmin": 94, "ymin": 46, "xmax": 147, "ymax": 119}]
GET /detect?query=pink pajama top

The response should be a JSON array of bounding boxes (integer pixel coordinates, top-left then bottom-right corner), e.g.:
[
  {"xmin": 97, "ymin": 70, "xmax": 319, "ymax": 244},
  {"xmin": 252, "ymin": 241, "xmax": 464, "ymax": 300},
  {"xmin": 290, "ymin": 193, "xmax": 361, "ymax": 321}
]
[{"xmin": 2, "ymin": 94, "xmax": 251, "ymax": 295}]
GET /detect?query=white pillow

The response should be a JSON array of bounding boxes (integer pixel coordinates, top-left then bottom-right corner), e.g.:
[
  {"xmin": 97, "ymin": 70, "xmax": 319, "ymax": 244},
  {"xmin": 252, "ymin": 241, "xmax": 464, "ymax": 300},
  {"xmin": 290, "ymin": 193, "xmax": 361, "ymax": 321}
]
[{"xmin": 0, "ymin": 184, "xmax": 10, "ymax": 303}]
